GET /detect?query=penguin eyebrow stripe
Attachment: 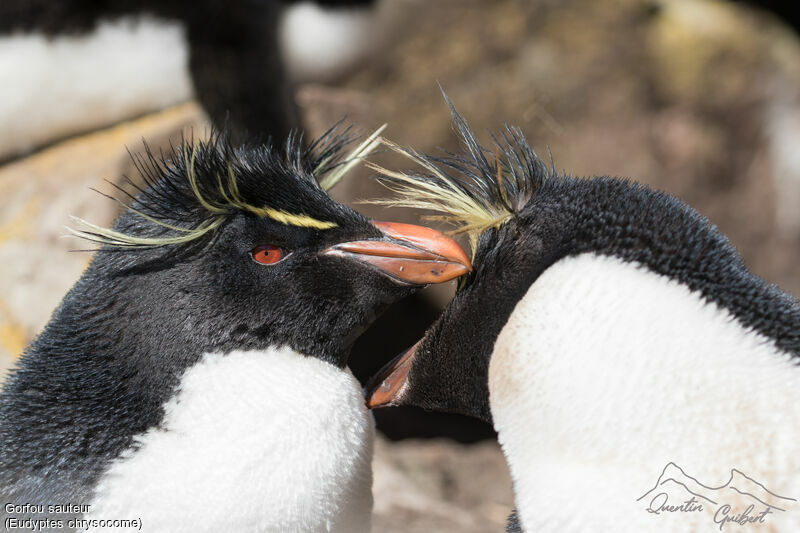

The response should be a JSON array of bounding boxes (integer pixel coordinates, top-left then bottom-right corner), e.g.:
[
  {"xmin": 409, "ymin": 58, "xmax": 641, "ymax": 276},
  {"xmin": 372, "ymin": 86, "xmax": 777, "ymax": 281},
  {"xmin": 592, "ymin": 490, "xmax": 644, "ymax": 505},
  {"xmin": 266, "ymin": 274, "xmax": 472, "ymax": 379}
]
[{"xmin": 182, "ymin": 150, "xmax": 338, "ymax": 231}]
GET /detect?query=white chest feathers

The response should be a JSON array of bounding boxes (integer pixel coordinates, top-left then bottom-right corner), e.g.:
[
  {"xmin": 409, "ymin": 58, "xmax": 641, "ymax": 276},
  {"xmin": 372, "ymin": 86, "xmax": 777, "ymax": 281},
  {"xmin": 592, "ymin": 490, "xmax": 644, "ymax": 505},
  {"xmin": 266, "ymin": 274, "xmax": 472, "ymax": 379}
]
[
  {"xmin": 489, "ymin": 253, "xmax": 800, "ymax": 533},
  {"xmin": 86, "ymin": 347, "xmax": 374, "ymax": 533},
  {"xmin": 0, "ymin": 16, "xmax": 192, "ymax": 159}
]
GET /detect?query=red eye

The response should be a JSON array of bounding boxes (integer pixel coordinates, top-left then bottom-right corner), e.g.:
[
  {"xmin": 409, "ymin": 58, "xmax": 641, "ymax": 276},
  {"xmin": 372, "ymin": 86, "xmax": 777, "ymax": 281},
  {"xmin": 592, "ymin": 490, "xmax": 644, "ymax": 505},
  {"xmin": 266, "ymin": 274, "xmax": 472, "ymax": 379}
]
[{"xmin": 251, "ymin": 245, "xmax": 284, "ymax": 265}]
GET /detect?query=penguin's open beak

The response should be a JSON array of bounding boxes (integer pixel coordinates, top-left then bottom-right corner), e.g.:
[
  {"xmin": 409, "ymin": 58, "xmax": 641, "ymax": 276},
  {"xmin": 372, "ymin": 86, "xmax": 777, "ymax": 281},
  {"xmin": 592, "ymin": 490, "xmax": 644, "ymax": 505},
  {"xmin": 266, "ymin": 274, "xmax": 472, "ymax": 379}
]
[
  {"xmin": 323, "ymin": 221, "xmax": 472, "ymax": 285},
  {"xmin": 364, "ymin": 341, "xmax": 418, "ymax": 408}
]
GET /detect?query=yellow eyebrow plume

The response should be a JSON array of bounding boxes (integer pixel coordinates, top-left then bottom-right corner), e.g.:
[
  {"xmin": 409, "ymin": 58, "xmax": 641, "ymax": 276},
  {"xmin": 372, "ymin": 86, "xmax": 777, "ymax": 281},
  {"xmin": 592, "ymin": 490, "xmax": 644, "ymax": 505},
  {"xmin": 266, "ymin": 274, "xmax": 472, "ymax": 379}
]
[
  {"xmin": 67, "ymin": 123, "xmax": 381, "ymax": 248},
  {"xmin": 364, "ymin": 138, "xmax": 512, "ymax": 251},
  {"xmin": 243, "ymin": 206, "xmax": 338, "ymax": 230}
]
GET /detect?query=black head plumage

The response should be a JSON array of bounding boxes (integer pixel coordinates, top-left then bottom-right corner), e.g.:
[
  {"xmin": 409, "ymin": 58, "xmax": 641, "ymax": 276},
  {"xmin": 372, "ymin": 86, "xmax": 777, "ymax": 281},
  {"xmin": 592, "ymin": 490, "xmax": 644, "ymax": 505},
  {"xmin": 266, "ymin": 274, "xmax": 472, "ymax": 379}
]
[{"xmin": 70, "ymin": 124, "xmax": 381, "ymax": 249}]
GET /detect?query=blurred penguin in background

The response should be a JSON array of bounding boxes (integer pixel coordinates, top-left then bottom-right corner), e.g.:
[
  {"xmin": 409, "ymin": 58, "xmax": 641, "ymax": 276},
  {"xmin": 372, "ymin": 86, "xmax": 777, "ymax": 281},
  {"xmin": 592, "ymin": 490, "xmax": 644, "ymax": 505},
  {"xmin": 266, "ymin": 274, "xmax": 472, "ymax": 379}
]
[
  {"xmin": 366, "ymin": 104, "xmax": 800, "ymax": 532},
  {"xmin": 0, "ymin": 0, "xmax": 391, "ymax": 159}
]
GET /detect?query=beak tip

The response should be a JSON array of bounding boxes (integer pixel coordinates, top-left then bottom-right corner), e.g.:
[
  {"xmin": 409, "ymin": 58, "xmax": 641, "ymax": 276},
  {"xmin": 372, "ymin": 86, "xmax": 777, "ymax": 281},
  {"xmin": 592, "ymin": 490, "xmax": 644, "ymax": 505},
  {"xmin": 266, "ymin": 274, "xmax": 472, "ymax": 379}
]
[
  {"xmin": 364, "ymin": 342, "xmax": 418, "ymax": 409},
  {"xmin": 371, "ymin": 220, "xmax": 472, "ymax": 283},
  {"xmin": 364, "ymin": 391, "xmax": 388, "ymax": 410},
  {"xmin": 328, "ymin": 221, "xmax": 472, "ymax": 286},
  {"xmin": 428, "ymin": 263, "xmax": 471, "ymax": 284}
]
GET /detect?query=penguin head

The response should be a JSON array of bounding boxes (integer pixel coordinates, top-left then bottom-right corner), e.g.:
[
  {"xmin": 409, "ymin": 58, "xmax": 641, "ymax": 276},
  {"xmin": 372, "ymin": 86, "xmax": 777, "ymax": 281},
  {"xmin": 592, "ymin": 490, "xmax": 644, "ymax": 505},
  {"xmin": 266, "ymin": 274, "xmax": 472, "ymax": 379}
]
[
  {"xmin": 69, "ymin": 128, "xmax": 472, "ymax": 372},
  {"xmin": 364, "ymin": 100, "xmax": 793, "ymax": 423},
  {"xmin": 363, "ymin": 106, "xmax": 557, "ymax": 421}
]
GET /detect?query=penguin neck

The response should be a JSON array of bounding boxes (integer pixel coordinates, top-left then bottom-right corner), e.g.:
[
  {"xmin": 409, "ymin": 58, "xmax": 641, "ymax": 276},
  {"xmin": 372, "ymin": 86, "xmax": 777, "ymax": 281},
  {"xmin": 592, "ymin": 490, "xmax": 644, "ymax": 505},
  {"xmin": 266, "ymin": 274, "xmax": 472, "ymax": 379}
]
[
  {"xmin": 432, "ymin": 263, "xmax": 541, "ymax": 423},
  {"xmin": 86, "ymin": 347, "xmax": 374, "ymax": 532}
]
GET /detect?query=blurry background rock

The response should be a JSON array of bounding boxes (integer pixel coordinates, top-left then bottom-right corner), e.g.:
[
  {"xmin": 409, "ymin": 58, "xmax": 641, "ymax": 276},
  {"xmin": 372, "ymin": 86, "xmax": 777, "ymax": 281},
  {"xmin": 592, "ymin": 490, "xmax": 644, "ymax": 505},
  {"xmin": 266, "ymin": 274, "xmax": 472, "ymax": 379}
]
[{"xmin": 2, "ymin": 0, "xmax": 800, "ymax": 529}]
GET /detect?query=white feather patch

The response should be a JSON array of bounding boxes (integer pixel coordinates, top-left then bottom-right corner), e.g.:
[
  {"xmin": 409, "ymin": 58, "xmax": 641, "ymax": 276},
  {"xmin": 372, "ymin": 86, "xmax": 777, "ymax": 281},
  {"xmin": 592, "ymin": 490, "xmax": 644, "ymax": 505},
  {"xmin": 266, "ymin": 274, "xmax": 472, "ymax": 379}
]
[
  {"xmin": 0, "ymin": 17, "xmax": 192, "ymax": 160},
  {"xmin": 279, "ymin": 1, "xmax": 395, "ymax": 83},
  {"xmin": 86, "ymin": 347, "xmax": 374, "ymax": 533},
  {"xmin": 489, "ymin": 253, "xmax": 800, "ymax": 532}
]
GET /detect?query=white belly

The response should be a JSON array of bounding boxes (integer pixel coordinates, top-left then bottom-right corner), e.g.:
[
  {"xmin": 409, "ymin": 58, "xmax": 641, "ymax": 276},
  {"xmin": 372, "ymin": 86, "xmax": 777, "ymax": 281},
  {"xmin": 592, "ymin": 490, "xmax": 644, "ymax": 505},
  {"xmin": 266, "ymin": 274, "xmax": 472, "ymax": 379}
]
[
  {"xmin": 86, "ymin": 347, "xmax": 374, "ymax": 533},
  {"xmin": 0, "ymin": 17, "xmax": 192, "ymax": 159},
  {"xmin": 489, "ymin": 253, "xmax": 800, "ymax": 532}
]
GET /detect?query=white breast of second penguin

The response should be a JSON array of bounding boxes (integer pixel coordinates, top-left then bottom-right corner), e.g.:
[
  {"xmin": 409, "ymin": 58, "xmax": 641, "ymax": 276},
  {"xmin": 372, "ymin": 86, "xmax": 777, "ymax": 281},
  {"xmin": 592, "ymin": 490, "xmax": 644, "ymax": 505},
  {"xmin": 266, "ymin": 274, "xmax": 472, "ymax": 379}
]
[
  {"xmin": 488, "ymin": 252, "xmax": 800, "ymax": 532},
  {"xmin": 85, "ymin": 347, "xmax": 374, "ymax": 533}
]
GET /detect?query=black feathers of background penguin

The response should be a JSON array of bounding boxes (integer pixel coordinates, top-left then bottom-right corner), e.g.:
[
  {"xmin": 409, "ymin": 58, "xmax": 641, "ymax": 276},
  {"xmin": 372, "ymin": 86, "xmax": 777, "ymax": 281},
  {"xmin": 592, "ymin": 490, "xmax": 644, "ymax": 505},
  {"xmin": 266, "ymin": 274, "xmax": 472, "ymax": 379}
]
[
  {"xmin": 366, "ymin": 105, "xmax": 800, "ymax": 532},
  {"xmin": 0, "ymin": 127, "xmax": 471, "ymax": 532}
]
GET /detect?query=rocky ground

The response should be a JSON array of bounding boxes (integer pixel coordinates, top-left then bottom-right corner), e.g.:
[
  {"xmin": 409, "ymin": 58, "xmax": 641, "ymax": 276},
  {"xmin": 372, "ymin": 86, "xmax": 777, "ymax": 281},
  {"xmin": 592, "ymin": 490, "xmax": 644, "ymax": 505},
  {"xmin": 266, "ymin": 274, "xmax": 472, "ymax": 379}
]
[{"xmin": 2, "ymin": 0, "xmax": 800, "ymax": 530}]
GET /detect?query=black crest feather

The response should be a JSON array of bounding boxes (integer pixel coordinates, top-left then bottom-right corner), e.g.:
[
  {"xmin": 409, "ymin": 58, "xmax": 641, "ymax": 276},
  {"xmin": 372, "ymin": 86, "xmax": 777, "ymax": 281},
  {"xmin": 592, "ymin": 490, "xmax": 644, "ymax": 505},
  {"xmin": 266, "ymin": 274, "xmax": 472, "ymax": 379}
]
[{"xmin": 69, "ymin": 123, "xmax": 385, "ymax": 248}]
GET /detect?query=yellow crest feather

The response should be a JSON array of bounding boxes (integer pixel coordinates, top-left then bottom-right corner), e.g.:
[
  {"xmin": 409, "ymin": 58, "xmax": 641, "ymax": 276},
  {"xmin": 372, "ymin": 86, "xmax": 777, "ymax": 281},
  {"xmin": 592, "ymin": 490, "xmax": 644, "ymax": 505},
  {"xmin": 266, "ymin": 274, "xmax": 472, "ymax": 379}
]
[
  {"xmin": 68, "ymin": 124, "xmax": 390, "ymax": 249},
  {"xmin": 365, "ymin": 138, "xmax": 513, "ymax": 251}
]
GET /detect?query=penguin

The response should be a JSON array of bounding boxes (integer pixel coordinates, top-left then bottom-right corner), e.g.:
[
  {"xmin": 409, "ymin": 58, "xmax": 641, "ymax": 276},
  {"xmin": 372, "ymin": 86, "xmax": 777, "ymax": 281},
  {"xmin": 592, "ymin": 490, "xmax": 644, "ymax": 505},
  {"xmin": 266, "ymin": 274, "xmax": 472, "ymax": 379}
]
[
  {"xmin": 0, "ymin": 0, "xmax": 379, "ymax": 159},
  {"xmin": 0, "ymin": 126, "xmax": 471, "ymax": 532},
  {"xmin": 364, "ymin": 105, "xmax": 800, "ymax": 532}
]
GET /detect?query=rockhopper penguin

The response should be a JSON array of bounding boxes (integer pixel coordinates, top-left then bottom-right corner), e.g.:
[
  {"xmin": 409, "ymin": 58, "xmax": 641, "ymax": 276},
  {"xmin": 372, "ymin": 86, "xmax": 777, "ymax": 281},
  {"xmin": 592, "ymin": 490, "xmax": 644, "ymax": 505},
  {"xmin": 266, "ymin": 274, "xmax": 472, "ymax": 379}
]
[
  {"xmin": 0, "ymin": 127, "xmax": 471, "ymax": 532},
  {"xmin": 365, "ymin": 107, "xmax": 800, "ymax": 532}
]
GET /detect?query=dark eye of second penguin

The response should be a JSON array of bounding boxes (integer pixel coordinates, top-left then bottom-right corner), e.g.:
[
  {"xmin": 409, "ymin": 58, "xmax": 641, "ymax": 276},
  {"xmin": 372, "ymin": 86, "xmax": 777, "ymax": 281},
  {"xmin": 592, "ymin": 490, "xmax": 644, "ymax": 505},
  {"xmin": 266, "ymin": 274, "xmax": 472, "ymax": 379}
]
[{"xmin": 251, "ymin": 245, "xmax": 286, "ymax": 265}]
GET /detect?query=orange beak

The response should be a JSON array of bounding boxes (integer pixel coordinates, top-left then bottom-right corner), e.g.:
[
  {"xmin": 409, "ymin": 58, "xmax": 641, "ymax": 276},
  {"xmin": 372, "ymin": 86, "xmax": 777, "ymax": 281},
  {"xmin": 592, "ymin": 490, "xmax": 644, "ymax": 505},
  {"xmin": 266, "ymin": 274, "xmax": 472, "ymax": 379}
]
[
  {"xmin": 364, "ymin": 341, "xmax": 419, "ymax": 409},
  {"xmin": 323, "ymin": 221, "xmax": 472, "ymax": 285}
]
